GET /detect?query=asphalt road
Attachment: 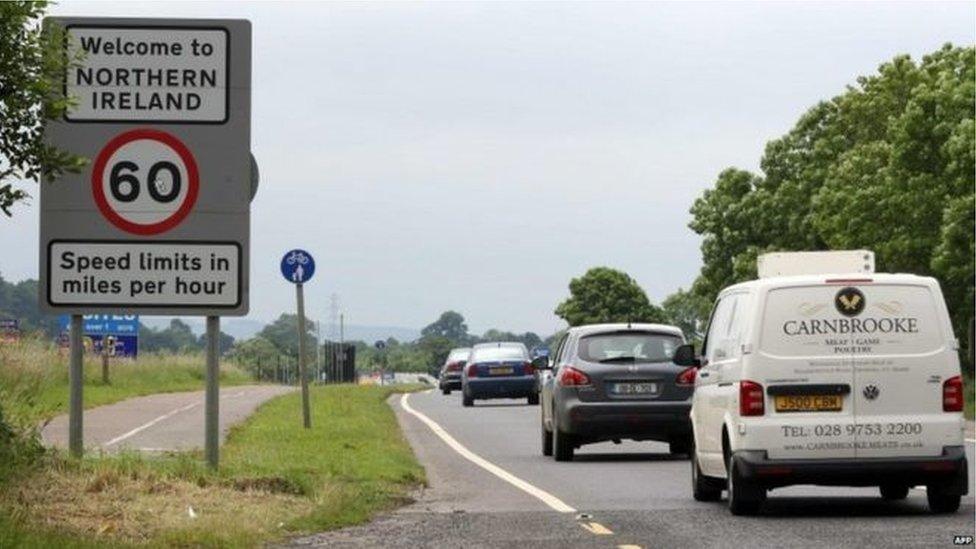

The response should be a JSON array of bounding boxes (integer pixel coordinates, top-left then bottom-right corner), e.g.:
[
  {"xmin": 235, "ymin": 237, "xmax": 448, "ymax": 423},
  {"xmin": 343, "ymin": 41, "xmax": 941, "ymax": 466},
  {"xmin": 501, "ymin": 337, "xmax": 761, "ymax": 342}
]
[
  {"xmin": 291, "ymin": 389, "xmax": 976, "ymax": 549},
  {"xmin": 41, "ymin": 385, "xmax": 295, "ymax": 452}
]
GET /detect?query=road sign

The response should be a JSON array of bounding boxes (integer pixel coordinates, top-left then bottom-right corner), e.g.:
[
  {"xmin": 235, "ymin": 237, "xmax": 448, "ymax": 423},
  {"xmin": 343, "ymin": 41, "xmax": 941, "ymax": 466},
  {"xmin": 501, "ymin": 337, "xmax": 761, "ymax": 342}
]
[
  {"xmin": 39, "ymin": 17, "xmax": 252, "ymax": 317},
  {"xmin": 59, "ymin": 314, "xmax": 139, "ymax": 336},
  {"xmin": 281, "ymin": 250, "xmax": 315, "ymax": 284},
  {"xmin": 374, "ymin": 340, "xmax": 386, "ymax": 350}
]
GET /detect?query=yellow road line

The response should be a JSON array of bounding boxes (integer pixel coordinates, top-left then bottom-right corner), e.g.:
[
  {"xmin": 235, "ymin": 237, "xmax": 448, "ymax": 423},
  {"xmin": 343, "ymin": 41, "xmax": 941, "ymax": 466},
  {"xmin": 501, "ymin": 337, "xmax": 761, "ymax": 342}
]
[{"xmin": 579, "ymin": 521, "xmax": 613, "ymax": 535}]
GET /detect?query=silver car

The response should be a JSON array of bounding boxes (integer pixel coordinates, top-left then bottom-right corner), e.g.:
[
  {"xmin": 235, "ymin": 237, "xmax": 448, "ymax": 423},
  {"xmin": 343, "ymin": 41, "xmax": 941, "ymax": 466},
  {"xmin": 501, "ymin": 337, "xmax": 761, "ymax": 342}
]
[{"xmin": 539, "ymin": 323, "xmax": 695, "ymax": 461}]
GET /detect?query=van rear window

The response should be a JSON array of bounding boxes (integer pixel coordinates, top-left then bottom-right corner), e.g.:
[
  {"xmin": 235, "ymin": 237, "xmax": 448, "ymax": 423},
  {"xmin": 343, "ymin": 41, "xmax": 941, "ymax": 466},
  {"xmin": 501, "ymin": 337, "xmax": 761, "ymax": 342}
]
[{"xmin": 759, "ymin": 284, "xmax": 945, "ymax": 357}]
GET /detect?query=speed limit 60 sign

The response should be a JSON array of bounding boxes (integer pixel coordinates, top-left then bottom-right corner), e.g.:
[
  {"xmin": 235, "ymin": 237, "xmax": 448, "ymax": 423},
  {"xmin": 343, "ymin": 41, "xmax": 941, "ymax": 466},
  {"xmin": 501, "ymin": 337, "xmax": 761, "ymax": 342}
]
[{"xmin": 39, "ymin": 18, "xmax": 252, "ymax": 316}]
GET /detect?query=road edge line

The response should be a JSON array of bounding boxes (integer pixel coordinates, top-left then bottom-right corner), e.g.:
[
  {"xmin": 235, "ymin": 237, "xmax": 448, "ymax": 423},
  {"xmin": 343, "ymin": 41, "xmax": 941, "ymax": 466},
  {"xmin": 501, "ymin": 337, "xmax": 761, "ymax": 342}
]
[
  {"xmin": 400, "ymin": 393, "xmax": 576, "ymax": 513},
  {"xmin": 104, "ymin": 401, "xmax": 200, "ymax": 447}
]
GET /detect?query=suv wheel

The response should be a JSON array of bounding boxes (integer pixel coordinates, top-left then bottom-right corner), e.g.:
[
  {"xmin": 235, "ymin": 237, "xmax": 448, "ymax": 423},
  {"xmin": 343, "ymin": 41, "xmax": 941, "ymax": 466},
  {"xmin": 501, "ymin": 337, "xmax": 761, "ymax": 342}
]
[
  {"xmin": 879, "ymin": 484, "xmax": 909, "ymax": 501},
  {"xmin": 527, "ymin": 393, "xmax": 539, "ymax": 406},
  {"xmin": 442, "ymin": 388, "xmax": 451, "ymax": 395},
  {"xmin": 727, "ymin": 453, "xmax": 765, "ymax": 515},
  {"xmin": 926, "ymin": 485, "xmax": 961, "ymax": 513},
  {"xmin": 541, "ymin": 414, "xmax": 553, "ymax": 456},
  {"xmin": 669, "ymin": 437, "xmax": 691, "ymax": 456},
  {"xmin": 691, "ymin": 439, "xmax": 722, "ymax": 502},
  {"xmin": 552, "ymin": 414, "xmax": 574, "ymax": 462},
  {"xmin": 462, "ymin": 393, "xmax": 474, "ymax": 407}
]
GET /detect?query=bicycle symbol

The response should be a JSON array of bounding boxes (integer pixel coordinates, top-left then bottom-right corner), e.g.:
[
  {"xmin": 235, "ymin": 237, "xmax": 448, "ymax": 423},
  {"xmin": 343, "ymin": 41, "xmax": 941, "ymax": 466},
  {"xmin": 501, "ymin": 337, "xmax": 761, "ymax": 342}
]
[{"xmin": 286, "ymin": 251, "xmax": 309, "ymax": 265}]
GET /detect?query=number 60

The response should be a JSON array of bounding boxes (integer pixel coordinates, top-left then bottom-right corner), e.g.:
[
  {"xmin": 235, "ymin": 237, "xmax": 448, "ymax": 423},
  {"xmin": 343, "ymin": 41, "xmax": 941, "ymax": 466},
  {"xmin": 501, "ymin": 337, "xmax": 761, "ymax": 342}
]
[{"xmin": 110, "ymin": 160, "xmax": 182, "ymax": 203}]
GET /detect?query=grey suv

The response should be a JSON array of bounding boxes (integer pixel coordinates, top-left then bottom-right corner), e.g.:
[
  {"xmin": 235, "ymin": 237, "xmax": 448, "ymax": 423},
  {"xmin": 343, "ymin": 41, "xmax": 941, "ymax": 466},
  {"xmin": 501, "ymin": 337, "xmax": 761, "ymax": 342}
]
[{"xmin": 539, "ymin": 323, "xmax": 695, "ymax": 461}]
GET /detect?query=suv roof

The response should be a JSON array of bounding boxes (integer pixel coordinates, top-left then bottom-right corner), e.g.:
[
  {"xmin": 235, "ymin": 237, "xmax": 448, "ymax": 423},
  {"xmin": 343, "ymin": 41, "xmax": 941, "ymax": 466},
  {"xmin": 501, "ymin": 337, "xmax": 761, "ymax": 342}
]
[
  {"xmin": 472, "ymin": 341, "xmax": 526, "ymax": 349},
  {"xmin": 566, "ymin": 323, "xmax": 684, "ymax": 338}
]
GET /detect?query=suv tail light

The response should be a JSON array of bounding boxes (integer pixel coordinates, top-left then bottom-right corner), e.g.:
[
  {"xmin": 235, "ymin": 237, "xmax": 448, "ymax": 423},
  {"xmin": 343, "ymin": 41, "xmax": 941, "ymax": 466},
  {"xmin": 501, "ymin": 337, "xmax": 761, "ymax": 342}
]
[
  {"xmin": 447, "ymin": 361, "xmax": 463, "ymax": 372},
  {"xmin": 466, "ymin": 363, "xmax": 478, "ymax": 378},
  {"xmin": 943, "ymin": 375, "xmax": 963, "ymax": 412},
  {"xmin": 523, "ymin": 362, "xmax": 535, "ymax": 376},
  {"xmin": 558, "ymin": 366, "xmax": 590, "ymax": 387},
  {"xmin": 740, "ymin": 380, "xmax": 764, "ymax": 416},
  {"xmin": 675, "ymin": 367, "xmax": 697, "ymax": 387}
]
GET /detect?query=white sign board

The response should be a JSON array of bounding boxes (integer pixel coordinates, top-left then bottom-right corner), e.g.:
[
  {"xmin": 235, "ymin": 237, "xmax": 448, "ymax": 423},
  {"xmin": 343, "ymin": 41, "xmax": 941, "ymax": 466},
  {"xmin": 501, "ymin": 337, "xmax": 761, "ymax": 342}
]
[
  {"xmin": 48, "ymin": 242, "xmax": 240, "ymax": 308},
  {"xmin": 65, "ymin": 26, "xmax": 228, "ymax": 122}
]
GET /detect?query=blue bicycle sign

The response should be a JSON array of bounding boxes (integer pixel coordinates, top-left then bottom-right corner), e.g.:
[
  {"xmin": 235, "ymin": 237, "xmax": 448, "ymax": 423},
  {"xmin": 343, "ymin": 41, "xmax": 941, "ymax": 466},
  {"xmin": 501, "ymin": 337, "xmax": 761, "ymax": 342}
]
[{"xmin": 280, "ymin": 249, "xmax": 315, "ymax": 284}]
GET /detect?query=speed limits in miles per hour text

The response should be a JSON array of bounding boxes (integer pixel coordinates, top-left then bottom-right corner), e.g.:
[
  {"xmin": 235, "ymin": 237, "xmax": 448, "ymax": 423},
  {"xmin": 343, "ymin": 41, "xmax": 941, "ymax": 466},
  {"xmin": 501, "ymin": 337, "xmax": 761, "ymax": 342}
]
[{"xmin": 48, "ymin": 242, "xmax": 241, "ymax": 308}]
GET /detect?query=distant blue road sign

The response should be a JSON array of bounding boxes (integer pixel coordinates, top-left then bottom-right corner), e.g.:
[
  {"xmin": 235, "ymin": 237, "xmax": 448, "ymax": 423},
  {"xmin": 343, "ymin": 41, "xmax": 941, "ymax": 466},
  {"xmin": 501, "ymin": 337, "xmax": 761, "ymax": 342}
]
[
  {"xmin": 59, "ymin": 314, "xmax": 139, "ymax": 336},
  {"xmin": 281, "ymin": 249, "xmax": 315, "ymax": 284}
]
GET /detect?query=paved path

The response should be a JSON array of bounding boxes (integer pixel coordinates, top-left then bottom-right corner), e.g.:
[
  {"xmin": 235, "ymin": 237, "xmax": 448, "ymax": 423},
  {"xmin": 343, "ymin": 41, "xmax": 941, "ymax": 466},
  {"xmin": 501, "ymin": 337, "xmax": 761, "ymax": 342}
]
[
  {"xmin": 289, "ymin": 389, "xmax": 976, "ymax": 548},
  {"xmin": 42, "ymin": 385, "xmax": 295, "ymax": 453}
]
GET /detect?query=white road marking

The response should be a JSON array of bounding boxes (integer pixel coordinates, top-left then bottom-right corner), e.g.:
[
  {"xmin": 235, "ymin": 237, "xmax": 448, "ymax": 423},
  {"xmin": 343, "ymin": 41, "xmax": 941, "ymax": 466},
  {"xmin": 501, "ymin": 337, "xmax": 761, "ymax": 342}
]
[
  {"xmin": 965, "ymin": 438, "xmax": 975, "ymax": 443},
  {"xmin": 103, "ymin": 401, "xmax": 200, "ymax": 447},
  {"xmin": 103, "ymin": 389, "xmax": 261, "ymax": 447},
  {"xmin": 580, "ymin": 521, "xmax": 613, "ymax": 535},
  {"xmin": 400, "ymin": 393, "xmax": 576, "ymax": 513}
]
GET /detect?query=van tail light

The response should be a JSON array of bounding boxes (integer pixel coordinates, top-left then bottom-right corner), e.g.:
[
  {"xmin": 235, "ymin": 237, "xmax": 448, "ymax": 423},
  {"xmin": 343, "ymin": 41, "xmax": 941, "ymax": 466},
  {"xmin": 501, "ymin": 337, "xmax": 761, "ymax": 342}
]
[
  {"xmin": 740, "ymin": 380, "xmax": 765, "ymax": 416},
  {"xmin": 523, "ymin": 362, "xmax": 535, "ymax": 376},
  {"xmin": 676, "ymin": 367, "xmax": 697, "ymax": 387},
  {"xmin": 558, "ymin": 366, "xmax": 590, "ymax": 387},
  {"xmin": 466, "ymin": 363, "xmax": 478, "ymax": 378},
  {"xmin": 943, "ymin": 375, "xmax": 963, "ymax": 412}
]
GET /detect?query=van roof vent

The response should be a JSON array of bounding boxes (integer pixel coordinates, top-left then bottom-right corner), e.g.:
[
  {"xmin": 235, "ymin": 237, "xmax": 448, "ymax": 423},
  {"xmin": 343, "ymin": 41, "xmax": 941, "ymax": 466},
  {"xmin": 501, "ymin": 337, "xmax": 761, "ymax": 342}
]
[{"xmin": 757, "ymin": 250, "xmax": 875, "ymax": 278}]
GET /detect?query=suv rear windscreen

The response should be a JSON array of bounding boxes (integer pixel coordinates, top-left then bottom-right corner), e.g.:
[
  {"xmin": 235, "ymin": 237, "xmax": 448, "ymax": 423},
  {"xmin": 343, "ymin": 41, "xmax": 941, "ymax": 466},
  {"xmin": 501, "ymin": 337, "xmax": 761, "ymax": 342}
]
[
  {"xmin": 471, "ymin": 346, "xmax": 527, "ymax": 362},
  {"xmin": 577, "ymin": 332, "xmax": 682, "ymax": 363},
  {"xmin": 759, "ymin": 284, "xmax": 945, "ymax": 357}
]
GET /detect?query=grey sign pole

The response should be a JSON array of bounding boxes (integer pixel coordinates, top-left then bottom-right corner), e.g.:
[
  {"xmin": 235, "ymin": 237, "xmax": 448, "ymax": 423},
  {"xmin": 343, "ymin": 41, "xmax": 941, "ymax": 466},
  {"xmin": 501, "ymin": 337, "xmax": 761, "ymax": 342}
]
[
  {"xmin": 296, "ymin": 284, "xmax": 311, "ymax": 428},
  {"xmin": 68, "ymin": 314, "xmax": 84, "ymax": 457},
  {"xmin": 205, "ymin": 316, "xmax": 220, "ymax": 468}
]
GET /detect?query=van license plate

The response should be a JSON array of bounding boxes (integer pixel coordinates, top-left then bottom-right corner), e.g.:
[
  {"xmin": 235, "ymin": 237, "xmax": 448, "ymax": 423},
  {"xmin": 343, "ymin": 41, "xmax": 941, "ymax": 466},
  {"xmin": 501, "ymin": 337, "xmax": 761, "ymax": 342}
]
[
  {"xmin": 774, "ymin": 395, "xmax": 842, "ymax": 412},
  {"xmin": 491, "ymin": 367, "xmax": 514, "ymax": 375},
  {"xmin": 609, "ymin": 382, "xmax": 658, "ymax": 395}
]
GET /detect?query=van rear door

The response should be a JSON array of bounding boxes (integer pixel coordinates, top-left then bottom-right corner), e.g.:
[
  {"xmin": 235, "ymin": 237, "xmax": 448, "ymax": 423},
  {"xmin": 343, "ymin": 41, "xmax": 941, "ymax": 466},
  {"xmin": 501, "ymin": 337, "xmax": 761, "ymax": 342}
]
[
  {"xmin": 756, "ymin": 284, "xmax": 857, "ymax": 460},
  {"xmin": 842, "ymin": 281, "xmax": 957, "ymax": 458}
]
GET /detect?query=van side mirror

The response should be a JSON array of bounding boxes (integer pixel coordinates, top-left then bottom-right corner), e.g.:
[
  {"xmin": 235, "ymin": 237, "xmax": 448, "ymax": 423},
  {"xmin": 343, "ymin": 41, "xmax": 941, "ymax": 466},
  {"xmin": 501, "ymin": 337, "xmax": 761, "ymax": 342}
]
[
  {"xmin": 531, "ymin": 355, "xmax": 551, "ymax": 370},
  {"xmin": 672, "ymin": 343, "xmax": 700, "ymax": 367}
]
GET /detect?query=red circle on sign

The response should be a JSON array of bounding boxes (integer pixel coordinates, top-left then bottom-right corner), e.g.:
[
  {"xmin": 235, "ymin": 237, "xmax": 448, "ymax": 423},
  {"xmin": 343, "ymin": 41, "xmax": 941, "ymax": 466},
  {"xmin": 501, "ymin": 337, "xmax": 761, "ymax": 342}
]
[{"xmin": 91, "ymin": 128, "xmax": 200, "ymax": 235}]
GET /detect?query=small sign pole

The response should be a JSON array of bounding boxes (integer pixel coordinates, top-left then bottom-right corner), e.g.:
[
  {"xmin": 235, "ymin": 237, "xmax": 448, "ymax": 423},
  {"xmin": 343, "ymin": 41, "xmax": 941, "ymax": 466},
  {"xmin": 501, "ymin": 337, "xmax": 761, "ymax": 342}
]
[
  {"xmin": 205, "ymin": 316, "xmax": 220, "ymax": 468},
  {"xmin": 296, "ymin": 284, "xmax": 311, "ymax": 429},
  {"xmin": 68, "ymin": 314, "xmax": 84, "ymax": 457}
]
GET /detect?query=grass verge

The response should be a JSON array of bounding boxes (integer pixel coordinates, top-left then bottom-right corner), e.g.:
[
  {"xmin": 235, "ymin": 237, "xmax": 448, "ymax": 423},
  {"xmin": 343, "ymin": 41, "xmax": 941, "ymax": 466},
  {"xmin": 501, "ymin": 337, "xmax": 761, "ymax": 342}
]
[{"xmin": 0, "ymin": 384, "xmax": 426, "ymax": 547}]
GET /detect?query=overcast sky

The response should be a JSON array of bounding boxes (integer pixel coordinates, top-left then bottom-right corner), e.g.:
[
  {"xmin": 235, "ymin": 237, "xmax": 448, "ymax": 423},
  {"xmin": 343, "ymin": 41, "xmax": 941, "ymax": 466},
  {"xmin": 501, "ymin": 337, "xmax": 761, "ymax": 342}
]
[{"xmin": 3, "ymin": 1, "xmax": 973, "ymax": 336}]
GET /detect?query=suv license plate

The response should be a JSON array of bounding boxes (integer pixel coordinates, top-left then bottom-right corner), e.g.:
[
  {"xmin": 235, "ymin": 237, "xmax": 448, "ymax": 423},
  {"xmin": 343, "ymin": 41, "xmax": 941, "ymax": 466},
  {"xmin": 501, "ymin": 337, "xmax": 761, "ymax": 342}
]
[
  {"xmin": 491, "ymin": 367, "xmax": 514, "ymax": 375},
  {"xmin": 610, "ymin": 382, "xmax": 658, "ymax": 395},
  {"xmin": 774, "ymin": 394, "xmax": 842, "ymax": 412}
]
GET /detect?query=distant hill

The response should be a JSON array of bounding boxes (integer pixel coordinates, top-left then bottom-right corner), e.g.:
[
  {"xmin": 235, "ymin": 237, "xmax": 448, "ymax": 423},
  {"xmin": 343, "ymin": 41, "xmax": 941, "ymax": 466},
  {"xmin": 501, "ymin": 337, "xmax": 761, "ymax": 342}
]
[{"xmin": 141, "ymin": 317, "xmax": 420, "ymax": 343}]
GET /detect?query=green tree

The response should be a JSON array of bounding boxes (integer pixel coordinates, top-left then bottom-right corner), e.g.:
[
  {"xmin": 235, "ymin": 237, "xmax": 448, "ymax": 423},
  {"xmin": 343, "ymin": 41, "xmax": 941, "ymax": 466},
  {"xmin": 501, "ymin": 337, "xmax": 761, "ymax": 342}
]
[
  {"xmin": 257, "ymin": 313, "xmax": 318, "ymax": 359},
  {"xmin": 417, "ymin": 334, "xmax": 453, "ymax": 371},
  {"xmin": 0, "ymin": 2, "xmax": 86, "ymax": 215},
  {"xmin": 139, "ymin": 319, "xmax": 202, "ymax": 353},
  {"xmin": 555, "ymin": 267, "xmax": 665, "ymax": 327},
  {"xmin": 420, "ymin": 311, "xmax": 470, "ymax": 343},
  {"xmin": 684, "ymin": 44, "xmax": 975, "ymax": 361},
  {"xmin": 661, "ymin": 288, "xmax": 711, "ymax": 342}
]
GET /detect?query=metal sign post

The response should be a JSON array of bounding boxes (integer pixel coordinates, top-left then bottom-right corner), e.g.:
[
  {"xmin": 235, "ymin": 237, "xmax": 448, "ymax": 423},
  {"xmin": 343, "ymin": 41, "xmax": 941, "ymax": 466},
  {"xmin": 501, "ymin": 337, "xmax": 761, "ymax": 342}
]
[
  {"xmin": 40, "ymin": 17, "xmax": 253, "ymax": 465},
  {"xmin": 205, "ymin": 316, "xmax": 220, "ymax": 467},
  {"xmin": 281, "ymin": 249, "xmax": 315, "ymax": 429},
  {"xmin": 68, "ymin": 315, "xmax": 84, "ymax": 457}
]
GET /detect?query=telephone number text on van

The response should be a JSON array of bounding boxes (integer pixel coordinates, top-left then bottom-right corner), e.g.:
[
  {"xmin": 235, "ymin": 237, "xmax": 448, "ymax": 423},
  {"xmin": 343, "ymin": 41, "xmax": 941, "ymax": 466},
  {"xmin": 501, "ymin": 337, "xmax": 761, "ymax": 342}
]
[{"xmin": 781, "ymin": 422, "xmax": 923, "ymax": 438}]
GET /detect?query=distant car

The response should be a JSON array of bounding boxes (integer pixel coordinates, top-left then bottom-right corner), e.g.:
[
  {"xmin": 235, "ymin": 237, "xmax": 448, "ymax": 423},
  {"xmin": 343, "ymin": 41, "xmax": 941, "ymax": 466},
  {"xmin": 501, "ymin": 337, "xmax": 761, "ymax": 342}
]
[
  {"xmin": 438, "ymin": 347, "xmax": 471, "ymax": 395},
  {"xmin": 461, "ymin": 342, "xmax": 537, "ymax": 407},
  {"xmin": 539, "ymin": 323, "xmax": 694, "ymax": 461}
]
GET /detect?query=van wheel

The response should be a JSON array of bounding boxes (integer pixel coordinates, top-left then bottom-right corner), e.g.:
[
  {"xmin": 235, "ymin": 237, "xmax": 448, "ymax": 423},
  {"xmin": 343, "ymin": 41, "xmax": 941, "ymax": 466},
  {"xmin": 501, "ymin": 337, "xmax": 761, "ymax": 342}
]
[
  {"xmin": 553, "ymin": 414, "xmax": 575, "ymax": 462},
  {"xmin": 879, "ymin": 484, "xmax": 909, "ymax": 500},
  {"xmin": 691, "ymin": 439, "xmax": 722, "ymax": 502},
  {"xmin": 527, "ymin": 393, "xmax": 539, "ymax": 406},
  {"xmin": 727, "ymin": 453, "xmax": 765, "ymax": 515},
  {"xmin": 926, "ymin": 486, "xmax": 961, "ymax": 513},
  {"xmin": 541, "ymin": 415, "xmax": 553, "ymax": 456},
  {"xmin": 462, "ymin": 393, "xmax": 474, "ymax": 407}
]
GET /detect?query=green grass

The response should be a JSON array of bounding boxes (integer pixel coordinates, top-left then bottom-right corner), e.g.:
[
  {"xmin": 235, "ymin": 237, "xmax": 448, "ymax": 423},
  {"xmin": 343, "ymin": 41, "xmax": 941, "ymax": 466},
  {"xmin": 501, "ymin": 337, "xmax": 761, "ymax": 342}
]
[
  {"xmin": 0, "ymin": 337, "xmax": 253, "ymax": 425},
  {"xmin": 0, "ymin": 384, "xmax": 426, "ymax": 547}
]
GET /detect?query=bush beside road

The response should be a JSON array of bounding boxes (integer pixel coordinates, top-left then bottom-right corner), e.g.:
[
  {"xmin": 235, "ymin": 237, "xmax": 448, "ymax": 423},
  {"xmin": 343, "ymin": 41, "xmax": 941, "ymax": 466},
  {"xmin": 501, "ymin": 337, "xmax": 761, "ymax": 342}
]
[{"xmin": 0, "ymin": 384, "xmax": 425, "ymax": 547}]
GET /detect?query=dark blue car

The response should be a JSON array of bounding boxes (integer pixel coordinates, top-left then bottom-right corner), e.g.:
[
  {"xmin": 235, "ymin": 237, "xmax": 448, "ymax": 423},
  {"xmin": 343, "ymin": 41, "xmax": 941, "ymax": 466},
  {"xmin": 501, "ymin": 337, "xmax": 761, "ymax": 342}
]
[{"xmin": 461, "ymin": 342, "xmax": 537, "ymax": 407}]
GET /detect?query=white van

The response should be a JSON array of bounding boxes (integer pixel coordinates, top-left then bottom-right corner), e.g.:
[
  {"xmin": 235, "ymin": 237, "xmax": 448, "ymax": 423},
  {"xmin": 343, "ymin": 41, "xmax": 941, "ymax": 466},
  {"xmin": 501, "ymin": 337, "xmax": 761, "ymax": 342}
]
[{"xmin": 677, "ymin": 266, "xmax": 969, "ymax": 515}]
